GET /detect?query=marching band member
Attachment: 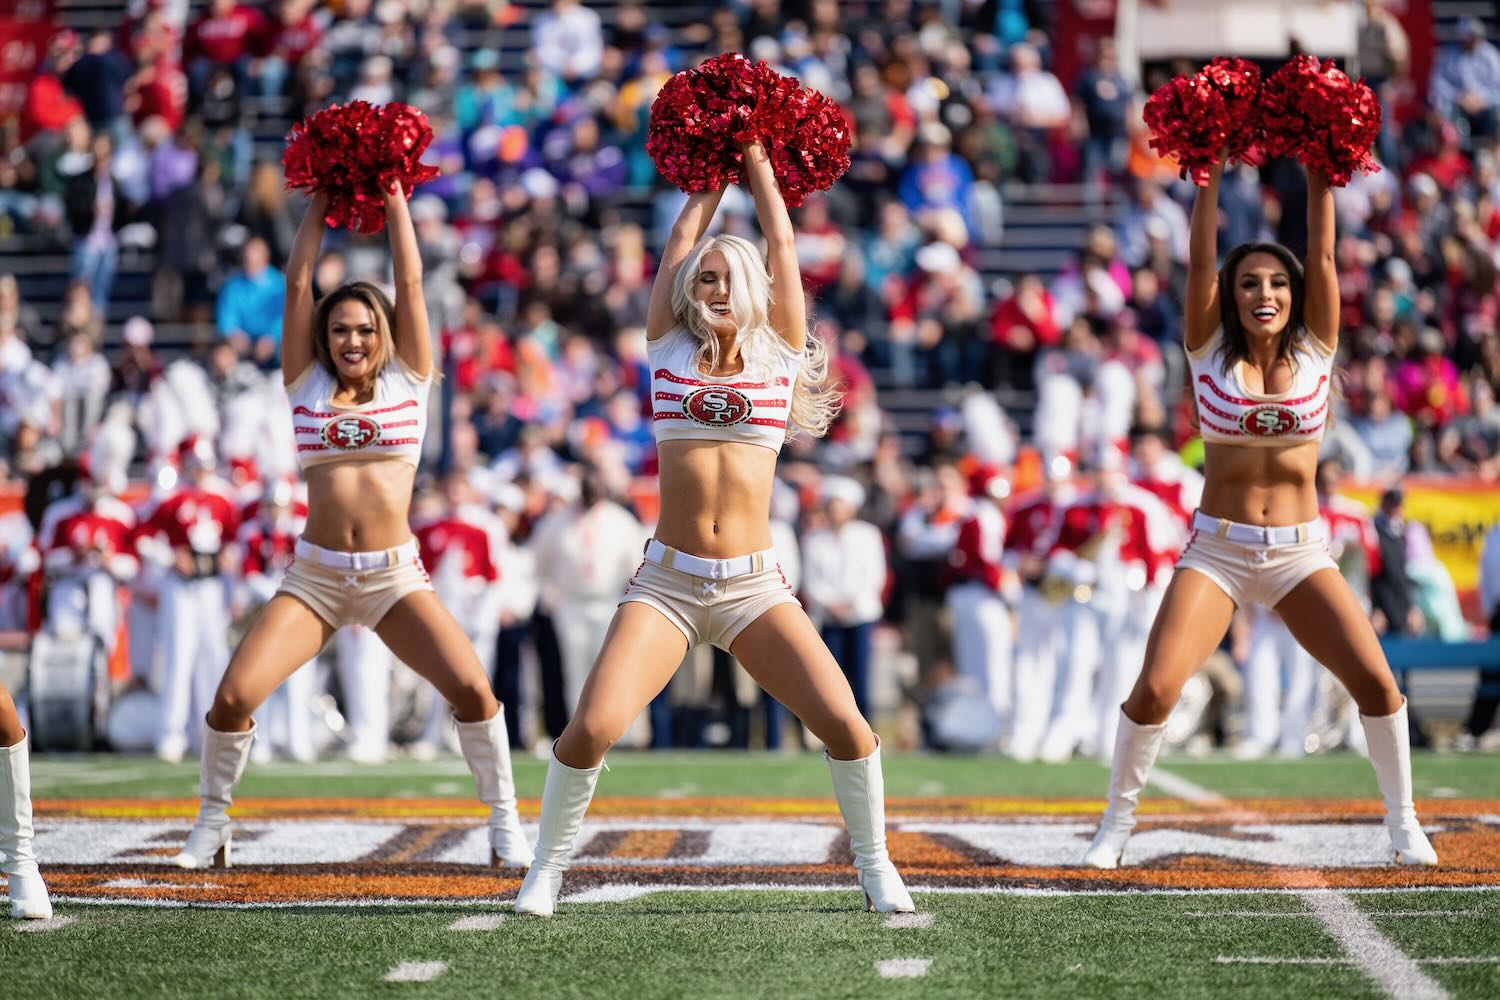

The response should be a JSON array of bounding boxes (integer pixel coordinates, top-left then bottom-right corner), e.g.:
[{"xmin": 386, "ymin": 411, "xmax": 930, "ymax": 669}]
[
  {"xmin": 1083, "ymin": 156, "xmax": 1437, "ymax": 868},
  {"xmin": 173, "ymin": 186, "xmax": 531, "ymax": 871},
  {"xmin": 137, "ymin": 436, "xmax": 239, "ymax": 763},
  {"xmin": 1003, "ymin": 455, "xmax": 1073, "ymax": 762},
  {"xmin": 944, "ymin": 468, "xmax": 1012, "ymax": 743},
  {"xmin": 514, "ymin": 142, "xmax": 915, "ymax": 916}
]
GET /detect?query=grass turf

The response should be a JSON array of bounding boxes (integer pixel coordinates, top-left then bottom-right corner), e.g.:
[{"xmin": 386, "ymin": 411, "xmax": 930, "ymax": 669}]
[
  {"xmin": 4, "ymin": 891, "xmax": 1496, "ymax": 999},
  {"xmin": 28, "ymin": 750, "xmax": 1500, "ymax": 802}
]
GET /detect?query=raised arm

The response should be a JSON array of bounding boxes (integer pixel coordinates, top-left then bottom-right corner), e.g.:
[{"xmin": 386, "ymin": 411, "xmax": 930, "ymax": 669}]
[
  {"xmin": 1302, "ymin": 168, "xmax": 1338, "ymax": 350},
  {"xmin": 383, "ymin": 182, "xmax": 432, "ymax": 378},
  {"xmin": 740, "ymin": 140, "xmax": 806, "ymax": 350},
  {"xmin": 1184, "ymin": 162, "xmax": 1224, "ymax": 352},
  {"xmin": 646, "ymin": 185, "xmax": 726, "ymax": 340},
  {"xmin": 280, "ymin": 192, "xmax": 329, "ymax": 385}
]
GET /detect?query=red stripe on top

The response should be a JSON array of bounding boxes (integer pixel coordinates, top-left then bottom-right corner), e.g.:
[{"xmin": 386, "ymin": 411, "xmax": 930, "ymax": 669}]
[
  {"xmin": 293, "ymin": 399, "xmax": 419, "ymax": 419},
  {"xmin": 653, "ymin": 368, "xmax": 791, "ymax": 390},
  {"xmin": 1198, "ymin": 415, "xmax": 1247, "ymax": 436},
  {"xmin": 1198, "ymin": 373, "xmax": 1328, "ymax": 408}
]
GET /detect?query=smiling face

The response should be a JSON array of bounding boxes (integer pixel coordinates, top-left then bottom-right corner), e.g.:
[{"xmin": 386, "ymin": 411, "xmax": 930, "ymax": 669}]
[
  {"xmin": 1233, "ymin": 251, "xmax": 1294, "ymax": 340},
  {"xmin": 693, "ymin": 250, "xmax": 736, "ymax": 336},
  {"xmin": 327, "ymin": 299, "xmax": 383, "ymax": 385}
]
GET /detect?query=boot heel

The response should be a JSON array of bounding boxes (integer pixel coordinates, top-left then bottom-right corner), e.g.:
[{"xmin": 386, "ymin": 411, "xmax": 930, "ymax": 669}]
[
  {"xmin": 864, "ymin": 893, "xmax": 874, "ymax": 913},
  {"xmin": 490, "ymin": 849, "xmax": 502, "ymax": 870},
  {"xmin": 213, "ymin": 837, "xmax": 231, "ymax": 869}
]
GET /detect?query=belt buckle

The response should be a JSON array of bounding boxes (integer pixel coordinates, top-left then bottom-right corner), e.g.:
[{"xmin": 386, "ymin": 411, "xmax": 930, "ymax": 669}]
[{"xmin": 711, "ymin": 562, "xmax": 727, "ymax": 580}]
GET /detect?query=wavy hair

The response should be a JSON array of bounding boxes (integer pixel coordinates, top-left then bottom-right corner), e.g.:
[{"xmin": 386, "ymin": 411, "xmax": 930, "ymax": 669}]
[
  {"xmin": 309, "ymin": 282, "xmax": 398, "ymax": 385},
  {"xmin": 1214, "ymin": 242, "xmax": 1309, "ymax": 372},
  {"xmin": 671, "ymin": 234, "xmax": 840, "ymax": 439}
]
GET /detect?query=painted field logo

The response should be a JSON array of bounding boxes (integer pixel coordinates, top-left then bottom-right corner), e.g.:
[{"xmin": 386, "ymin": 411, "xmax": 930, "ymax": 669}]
[
  {"xmin": 683, "ymin": 387, "xmax": 751, "ymax": 427},
  {"xmin": 322, "ymin": 415, "xmax": 382, "ymax": 450},
  {"xmin": 1241, "ymin": 405, "xmax": 1298, "ymax": 437}
]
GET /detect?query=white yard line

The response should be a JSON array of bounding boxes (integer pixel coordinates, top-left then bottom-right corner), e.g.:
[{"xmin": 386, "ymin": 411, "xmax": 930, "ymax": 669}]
[
  {"xmin": 1298, "ymin": 890, "xmax": 1449, "ymax": 1000},
  {"xmin": 874, "ymin": 959, "xmax": 932, "ymax": 979},
  {"xmin": 13, "ymin": 915, "xmax": 76, "ymax": 932},
  {"xmin": 884, "ymin": 913, "xmax": 934, "ymax": 929},
  {"xmin": 1218, "ymin": 957, "xmax": 1499, "ymax": 967},
  {"xmin": 46, "ymin": 883, "xmax": 1500, "ymax": 911},
  {"xmin": 447, "ymin": 914, "xmax": 505, "ymax": 931},
  {"xmin": 1189, "ymin": 910, "xmax": 1469, "ymax": 918},
  {"xmin": 1148, "ymin": 767, "xmax": 1229, "ymax": 805},
  {"xmin": 383, "ymin": 961, "xmax": 448, "ymax": 983}
]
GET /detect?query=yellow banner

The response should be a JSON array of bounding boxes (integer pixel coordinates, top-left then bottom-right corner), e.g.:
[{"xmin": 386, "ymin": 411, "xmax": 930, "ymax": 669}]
[{"xmin": 1344, "ymin": 479, "xmax": 1500, "ymax": 592}]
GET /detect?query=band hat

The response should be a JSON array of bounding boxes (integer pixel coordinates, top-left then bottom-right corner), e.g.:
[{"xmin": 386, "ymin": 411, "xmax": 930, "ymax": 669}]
[{"xmin": 820, "ymin": 476, "xmax": 866, "ymax": 511}]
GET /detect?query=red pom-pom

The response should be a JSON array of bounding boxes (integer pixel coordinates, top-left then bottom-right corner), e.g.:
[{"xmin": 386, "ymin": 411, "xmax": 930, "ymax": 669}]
[
  {"xmin": 283, "ymin": 101, "xmax": 440, "ymax": 233},
  {"xmin": 1142, "ymin": 58, "xmax": 1262, "ymax": 186},
  {"xmin": 647, "ymin": 52, "xmax": 853, "ymax": 205},
  {"xmin": 1261, "ymin": 55, "xmax": 1381, "ymax": 187}
]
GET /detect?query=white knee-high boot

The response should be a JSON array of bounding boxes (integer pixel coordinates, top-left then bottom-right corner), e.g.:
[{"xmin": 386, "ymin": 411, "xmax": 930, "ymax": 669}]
[
  {"xmin": 172, "ymin": 721, "xmax": 256, "ymax": 869},
  {"xmin": 1360, "ymin": 699, "xmax": 1438, "ymax": 866},
  {"xmin": 455, "ymin": 710, "xmax": 532, "ymax": 868},
  {"xmin": 825, "ymin": 740, "xmax": 915, "ymax": 913},
  {"xmin": 1082, "ymin": 708, "xmax": 1167, "ymax": 869},
  {"xmin": 514, "ymin": 747, "xmax": 601, "ymax": 917},
  {"xmin": 1, "ymin": 736, "xmax": 51, "ymax": 919}
]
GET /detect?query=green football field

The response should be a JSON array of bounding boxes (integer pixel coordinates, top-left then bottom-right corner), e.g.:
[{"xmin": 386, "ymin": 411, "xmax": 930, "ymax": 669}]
[{"xmin": 5, "ymin": 751, "xmax": 1499, "ymax": 999}]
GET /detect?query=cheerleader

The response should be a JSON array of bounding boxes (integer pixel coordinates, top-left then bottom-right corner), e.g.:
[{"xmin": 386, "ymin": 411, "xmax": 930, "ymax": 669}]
[{"xmin": 0, "ymin": 689, "xmax": 49, "ymax": 918}]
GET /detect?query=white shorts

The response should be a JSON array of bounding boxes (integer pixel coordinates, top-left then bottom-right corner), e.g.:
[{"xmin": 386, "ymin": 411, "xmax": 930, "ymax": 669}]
[
  {"xmin": 1175, "ymin": 512, "xmax": 1338, "ymax": 609},
  {"xmin": 620, "ymin": 541, "xmax": 800, "ymax": 652},
  {"xmin": 276, "ymin": 538, "xmax": 433, "ymax": 629}
]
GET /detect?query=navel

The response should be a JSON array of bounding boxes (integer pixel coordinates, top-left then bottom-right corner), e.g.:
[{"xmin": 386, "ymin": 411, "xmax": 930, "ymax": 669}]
[{"xmin": 712, "ymin": 520, "xmax": 720, "ymax": 535}]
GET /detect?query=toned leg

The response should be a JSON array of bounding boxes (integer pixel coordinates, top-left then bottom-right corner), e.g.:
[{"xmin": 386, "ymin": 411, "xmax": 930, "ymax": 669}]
[
  {"xmin": 177, "ymin": 595, "xmax": 331, "ymax": 870},
  {"xmin": 374, "ymin": 590, "xmax": 497, "ymax": 723},
  {"xmin": 730, "ymin": 603, "xmax": 874, "ymax": 761},
  {"xmin": 0, "ymin": 685, "xmax": 22, "ymax": 747},
  {"xmin": 731, "ymin": 603, "xmax": 911, "ymax": 912},
  {"xmin": 377, "ymin": 590, "xmax": 530, "ymax": 866},
  {"xmin": 1274, "ymin": 570, "xmax": 1402, "ymax": 717},
  {"xmin": 555, "ymin": 602, "xmax": 690, "ymax": 767},
  {"xmin": 0, "ymin": 686, "xmax": 48, "ymax": 918},
  {"xmin": 1124, "ymin": 569, "xmax": 1238, "ymax": 724},
  {"xmin": 1084, "ymin": 569, "xmax": 1235, "ymax": 869},
  {"xmin": 207, "ymin": 595, "xmax": 334, "ymax": 732},
  {"xmin": 516, "ymin": 602, "xmax": 689, "ymax": 915},
  {"xmin": 1275, "ymin": 570, "xmax": 1435, "ymax": 865}
]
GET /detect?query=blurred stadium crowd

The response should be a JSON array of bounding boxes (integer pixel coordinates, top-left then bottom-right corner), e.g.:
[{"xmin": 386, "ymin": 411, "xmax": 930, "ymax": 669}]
[{"xmin": 1, "ymin": 1, "xmax": 1499, "ymax": 760}]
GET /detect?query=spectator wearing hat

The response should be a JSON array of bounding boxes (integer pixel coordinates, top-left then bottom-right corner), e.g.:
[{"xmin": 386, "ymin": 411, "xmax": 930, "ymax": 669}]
[
  {"xmin": 1431, "ymin": 16, "xmax": 1500, "ymax": 144},
  {"xmin": 802, "ymin": 477, "xmax": 887, "ymax": 717}
]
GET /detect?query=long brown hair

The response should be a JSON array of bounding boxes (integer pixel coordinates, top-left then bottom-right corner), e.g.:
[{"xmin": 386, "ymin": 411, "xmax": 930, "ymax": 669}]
[
  {"xmin": 1214, "ymin": 242, "xmax": 1308, "ymax": 371},
  {"xmin": 309, "ymin": 282, "xmax": 397, "ymax": 384}
]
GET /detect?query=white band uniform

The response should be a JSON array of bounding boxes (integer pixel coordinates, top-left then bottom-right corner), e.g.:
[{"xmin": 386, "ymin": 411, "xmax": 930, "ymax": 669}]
[{"xmin": 1175, "ymin": 510, "xmax": 1337, "ymax": 609}]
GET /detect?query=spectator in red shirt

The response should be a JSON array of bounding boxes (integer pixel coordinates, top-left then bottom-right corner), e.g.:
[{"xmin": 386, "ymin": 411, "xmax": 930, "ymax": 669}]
[
  {"xmin": 185, "ymin": 0, "xmax": 270, "ymax": 94},
  {"xmin": 988, "ymin": 273, "xmax": 1059, "ymax": 391},
  {"xmin": 254, "ymin": 0, "xmax": 322, "ymax": 98}
]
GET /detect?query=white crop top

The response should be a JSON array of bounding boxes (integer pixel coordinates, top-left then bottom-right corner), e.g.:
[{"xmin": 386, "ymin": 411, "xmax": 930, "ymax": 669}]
[
  {"xmin": 1186, "ymin": 328, "xmax": 1335, "ymax": 446},
  {"xmin": 648, "ymin": 327, "xmax": 802, "ymax": 454},
  {"xmin": 286, "ymin": 359, "xmax": 432, "ymax": 469}
]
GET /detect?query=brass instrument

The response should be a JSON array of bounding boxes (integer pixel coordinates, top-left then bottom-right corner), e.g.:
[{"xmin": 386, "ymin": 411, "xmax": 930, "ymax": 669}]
[{"xmin": 1039, "ymin": 509, "xmax": 1121, "ymax": 605}]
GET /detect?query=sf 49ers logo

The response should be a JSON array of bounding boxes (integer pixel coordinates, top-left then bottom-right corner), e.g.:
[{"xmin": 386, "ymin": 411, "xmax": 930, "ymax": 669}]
[
  {"xmin": 322, "ymin": 414, "xmax": 382, "ymax": 450},
  {"xmin": 682, "ymin": 386, "xmax": 752, "ymax": 427},
  {"xmin": 1240, "ymin": 405, "xmax": 1299, "ymax": 437}
]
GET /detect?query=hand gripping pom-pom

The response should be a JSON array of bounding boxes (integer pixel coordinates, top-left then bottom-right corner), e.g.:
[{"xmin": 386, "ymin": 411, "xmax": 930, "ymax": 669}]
[
  {"xmin": 1261, "ymin": 55, "xmax": 1381, "ymax": 187},
  {"xmin": 648, "ymin": 52, "xmax": 853, "ymax": 205},
  {"xmin": 1142, "ymin": 57, "xmax": 1262, "ymax": 186},
  {"xmin": 282, "ymin": 101, "xmax": 440, "ymax": 233}
]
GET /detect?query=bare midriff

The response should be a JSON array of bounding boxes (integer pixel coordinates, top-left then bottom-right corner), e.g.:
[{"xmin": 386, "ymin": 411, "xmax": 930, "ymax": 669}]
[
  {"xmin": 301, "ymin": 459, "xmax": 418, "ymax": 552},
  {"xmin": 653, "ymin": 439, "xmax": 778, "ymax": 558},
  {"xmin": 1198, "ymin": 439, "xmax": 1321, "ymax": 526}
]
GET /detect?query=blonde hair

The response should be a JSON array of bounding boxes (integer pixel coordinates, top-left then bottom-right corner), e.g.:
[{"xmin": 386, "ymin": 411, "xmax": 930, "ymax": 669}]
[
  {"xmin": 309, "ymin": 282, "xmax": 398, "ymax": 385},
  {"xmin": 671, "ymin": 235, "xmax": 840, "ymax": 439}
]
